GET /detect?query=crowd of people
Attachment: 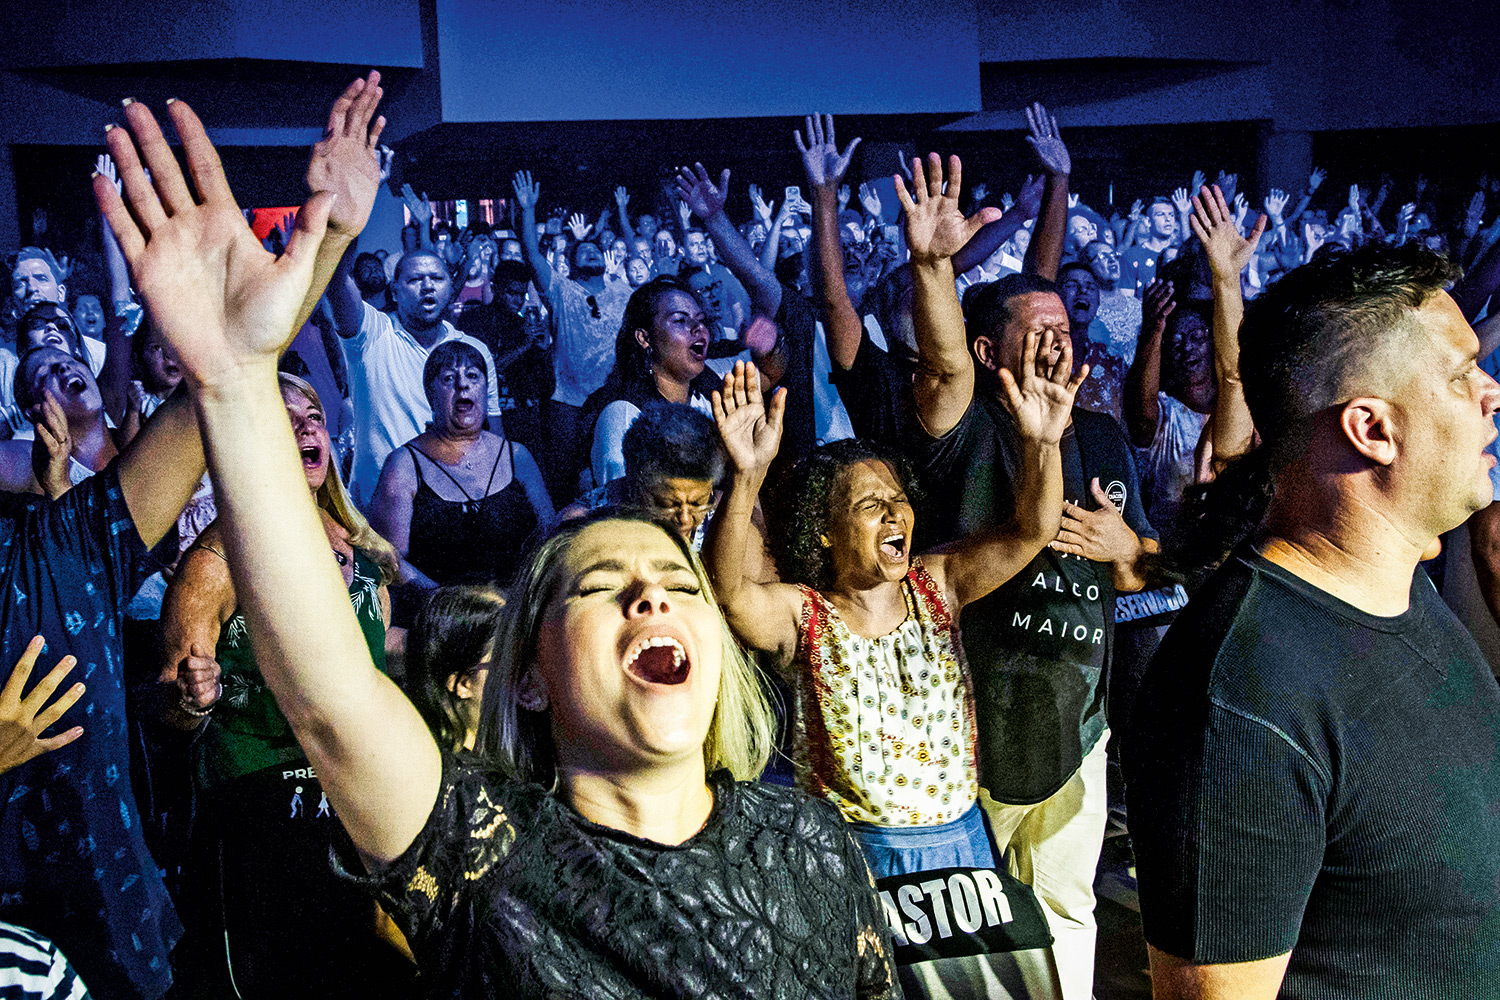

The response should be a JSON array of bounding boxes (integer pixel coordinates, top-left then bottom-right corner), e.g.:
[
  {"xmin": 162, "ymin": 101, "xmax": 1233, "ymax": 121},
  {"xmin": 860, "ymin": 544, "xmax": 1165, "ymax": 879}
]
[{"xmin": 0, "ymin": 70, "xmax": 1498, "ymax": 1000}]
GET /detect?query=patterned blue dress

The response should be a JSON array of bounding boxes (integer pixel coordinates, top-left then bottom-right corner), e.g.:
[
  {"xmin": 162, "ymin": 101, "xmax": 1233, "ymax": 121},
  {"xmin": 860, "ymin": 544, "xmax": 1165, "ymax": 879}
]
[{"xmin": 0, "ymin": 463, "xmax": 179, "ymax": 1000}]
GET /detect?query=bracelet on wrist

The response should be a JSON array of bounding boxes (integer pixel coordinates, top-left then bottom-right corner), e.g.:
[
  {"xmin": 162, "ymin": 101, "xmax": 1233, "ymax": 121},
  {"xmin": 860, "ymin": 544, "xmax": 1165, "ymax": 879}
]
[{"xmin": 179, "ymin": 680, "xmax": 223, "ymax": 718}]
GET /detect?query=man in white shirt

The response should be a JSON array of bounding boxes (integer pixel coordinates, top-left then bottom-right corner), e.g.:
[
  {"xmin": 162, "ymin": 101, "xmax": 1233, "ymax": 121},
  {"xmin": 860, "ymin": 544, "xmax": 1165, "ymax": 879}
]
[{"xmin": 328, "ymin": 247, "xmax": 501, "ymax": 507}]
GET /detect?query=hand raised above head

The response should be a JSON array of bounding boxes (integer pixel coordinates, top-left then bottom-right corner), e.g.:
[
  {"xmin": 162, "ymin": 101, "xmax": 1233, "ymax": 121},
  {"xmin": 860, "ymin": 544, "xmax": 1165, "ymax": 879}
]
[
  {"xmin": 1190, "ymin": 185, "xmax": 1267, "ymax": 279},
  {"xmin": 94, "ymin": 97, "xmax": 336, "ymax": 390},
  {"xmin": 306, "ymin": 70, "xmax": 385, "ymax": 240},
  {"xmin": 1024, "ymin": 102, "xmax": 1070, "ymax": 177},
  {"xmin": 795, "ymin": 113, "xmax": 861, "ymax": 192},
  {"xmin": 675, "ymin": 163, "xmax": 730, "ymax": 221},
  {"xmin": 511, "ymin": 170, "xmax": 540, "ymax": 210},
  {"xmin": 712, "ymin": 361, "xmax": 785, "ymax": 476},
  {"xmin": 893, "ymin": 153, "xmax": 1001, "ymax": 264}
]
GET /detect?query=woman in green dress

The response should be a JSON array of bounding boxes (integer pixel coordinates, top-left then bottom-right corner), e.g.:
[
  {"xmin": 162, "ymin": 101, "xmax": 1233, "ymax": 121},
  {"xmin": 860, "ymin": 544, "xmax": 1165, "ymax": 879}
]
[{"xmin": 158, "ymin": 373, "xmax": 412, "ymax": 996}]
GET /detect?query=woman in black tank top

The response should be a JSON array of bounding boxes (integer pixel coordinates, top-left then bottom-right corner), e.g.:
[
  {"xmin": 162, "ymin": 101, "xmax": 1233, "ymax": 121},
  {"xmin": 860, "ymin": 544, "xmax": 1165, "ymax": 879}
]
[{"xmin": 372, "ymin": 341, "xmax": 554, "ymax": 620}]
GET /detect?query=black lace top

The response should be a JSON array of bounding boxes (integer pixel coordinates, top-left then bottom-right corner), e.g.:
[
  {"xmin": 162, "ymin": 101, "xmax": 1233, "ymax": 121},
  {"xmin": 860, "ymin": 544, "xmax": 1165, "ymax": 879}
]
[{"xmin": 354, "ymin": 751, "xmax": 901, "ymax": 998}]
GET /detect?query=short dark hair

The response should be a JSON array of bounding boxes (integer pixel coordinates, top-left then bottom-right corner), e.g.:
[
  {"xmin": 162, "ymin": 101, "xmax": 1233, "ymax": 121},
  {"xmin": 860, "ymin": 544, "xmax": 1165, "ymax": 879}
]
[
  {"xmin": 490, "ymin": 259, "xmax": 530, "ymax": 289},
  {"xmin": 394, "ymin": 250, "xmax": 447, "ymax": 282},
  {"xmin": 961, "ymin": 272, "xmax": 1058, "ymax": 353},
  {"xmin": 14, "ymin": 346, "xmax": 89, "ymax": 415},
  {"xmin": 1056, "ymin": 261, "xmax": 1096, "ymax": 284},
  {"xmin": 623, "ymin": 402, "xmax": 725, "ymax": 493},
  {"xmin": 566, "ymin": 239, "xmax": 600, "ymax": 270},
  {"xmin": 422, "ymin": 339, "xmax": 488, "ymax": 408},
  {"xmin": 406, "ymin": 585, "xmax": 507, "ymax": 752},
  {"xmin": 352, "ymin": 252, "xmax": 387, "ymax": 297},
  {"xmin": 1175, "ymin": 242, "xmax": 1461, "ymax": 572},
  {"xmin": 767, "ymin": 439, "xmax": 923, "ymax": 592}
]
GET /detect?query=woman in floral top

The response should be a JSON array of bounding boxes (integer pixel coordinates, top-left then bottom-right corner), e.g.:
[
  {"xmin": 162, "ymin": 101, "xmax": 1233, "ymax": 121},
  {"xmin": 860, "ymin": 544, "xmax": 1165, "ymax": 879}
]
[{"xmin": 705, "ymin": 346, "xmax": 1078, "ymax": 877}]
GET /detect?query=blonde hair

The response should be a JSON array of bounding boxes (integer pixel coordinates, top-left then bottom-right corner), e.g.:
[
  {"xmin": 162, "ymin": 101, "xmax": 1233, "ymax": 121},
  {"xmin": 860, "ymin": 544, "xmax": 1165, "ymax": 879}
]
[
  {"xmin": 477, "ymin": 509, "xmax": 773, "ymax": 783},
  {"xmin": 278, "ymin": 373, "xmax": 400, "ymax": 585}
]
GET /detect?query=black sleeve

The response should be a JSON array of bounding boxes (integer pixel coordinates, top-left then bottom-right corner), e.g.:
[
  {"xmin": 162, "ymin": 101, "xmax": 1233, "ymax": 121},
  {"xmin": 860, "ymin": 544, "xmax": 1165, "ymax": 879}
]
[
  {"xmin": 1116, "ymin": 433, "xmax": 1156, "ymax": 541},
  {"xmin": 341, "ymin": 751, "xmax": 514, "ymax": 964},
  {"xmin": 906, "ymin": 397, "xmax": 980, "ymax": 491},
  {"xmin": 828, "ymin": 331, "xmax": 911, "ymax": 447},
  {"xmin": 772, "ymin": 286, "xmax": 819, "ymax": 469},
  {"xmin": 1128, "ymin": 699, "xmax": 1326, "ymax": 964}
]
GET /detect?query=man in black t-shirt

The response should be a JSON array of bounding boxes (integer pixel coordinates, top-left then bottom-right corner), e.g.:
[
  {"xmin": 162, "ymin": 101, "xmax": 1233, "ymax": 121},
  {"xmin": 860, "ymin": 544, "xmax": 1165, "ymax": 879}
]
[
  {"xmin": 1126, "ymin": 243, "xmax": 1500, "ymax": 999},
  {"xmin": 898, "ymin": 150, "xmax": 1157, "ymax": 1000}
]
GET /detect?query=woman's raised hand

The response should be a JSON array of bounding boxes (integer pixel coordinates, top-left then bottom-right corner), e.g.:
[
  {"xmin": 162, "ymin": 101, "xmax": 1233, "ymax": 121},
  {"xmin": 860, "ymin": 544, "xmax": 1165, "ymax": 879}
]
[
  {"xmin": 712, "ymin": 361, "xmax": 785, "ymax": 476},
  {"xmin": 94, "ymin": 99, "xmax": 335, "ymax": 390}
]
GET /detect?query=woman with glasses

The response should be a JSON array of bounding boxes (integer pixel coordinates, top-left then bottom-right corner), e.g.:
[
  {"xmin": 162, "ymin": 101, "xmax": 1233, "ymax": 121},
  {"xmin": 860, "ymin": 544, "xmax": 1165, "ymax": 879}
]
[
  {"xmin": 562, "ymin": 401, "xmax": 724, "ymax": 545},
  {"xmin": 371, "ymin": 341, "xmax": 553, "ymax": 624}
]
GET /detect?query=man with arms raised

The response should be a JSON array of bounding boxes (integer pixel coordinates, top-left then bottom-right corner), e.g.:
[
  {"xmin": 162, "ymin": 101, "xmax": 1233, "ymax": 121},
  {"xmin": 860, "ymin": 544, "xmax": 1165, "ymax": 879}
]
[
  {"xmin": 899, "ymin": 138, "xmax": 1156, "ymax": 1000},
  {"xmin": 1126, "ymin": 243, "xmax": 1500, "ymax": 998}
]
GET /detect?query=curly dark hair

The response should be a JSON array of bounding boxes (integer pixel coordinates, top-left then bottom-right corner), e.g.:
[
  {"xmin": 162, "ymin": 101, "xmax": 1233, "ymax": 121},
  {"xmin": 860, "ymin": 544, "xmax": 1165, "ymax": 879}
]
[{"xmin": 767, "ymin": 439, "xmax": 923, "ymax": 592}]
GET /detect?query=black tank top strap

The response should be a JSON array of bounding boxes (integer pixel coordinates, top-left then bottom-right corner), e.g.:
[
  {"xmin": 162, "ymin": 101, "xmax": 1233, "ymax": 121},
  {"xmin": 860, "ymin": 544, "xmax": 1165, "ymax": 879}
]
[{"xmin": 408, "ymin": 443, "xmax": 478, "ymax": 502}]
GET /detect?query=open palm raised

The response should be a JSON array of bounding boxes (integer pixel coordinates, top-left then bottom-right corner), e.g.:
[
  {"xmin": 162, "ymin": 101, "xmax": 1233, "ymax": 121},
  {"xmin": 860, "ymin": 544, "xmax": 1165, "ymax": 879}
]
[
  {"xmin": 712, "ymin": 361, "xmax": 786, "ymax": 476},
  {"xmin": 997, "ymin": 328, "xmax": 1085, "ymax": 446},
  {"xmin": 95, "ymin": 99, "xmax": 335, "ymax": 389}
]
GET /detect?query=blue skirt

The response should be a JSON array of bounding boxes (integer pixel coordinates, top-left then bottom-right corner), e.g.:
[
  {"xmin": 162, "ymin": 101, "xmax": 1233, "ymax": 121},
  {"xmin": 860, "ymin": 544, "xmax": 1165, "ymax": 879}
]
[{"xmin": 846, "ymin": 803, "xmax": 997, "ymax": 878}]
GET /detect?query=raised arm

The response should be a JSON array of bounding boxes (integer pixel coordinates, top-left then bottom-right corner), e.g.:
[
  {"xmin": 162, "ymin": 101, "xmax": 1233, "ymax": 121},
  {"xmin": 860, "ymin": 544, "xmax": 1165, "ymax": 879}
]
[
  {"xmin": 1021, "ymin": 103, "xmax": 1071, "ymax": 281},
  {"xmin": 796, "ymin": 114, "xmax": 864, "ymax": 370},
  {"xmin": 299, "ymin": 72, "xmax": 386, "ymax": 338},
  {"xmin": 614, "ymin": 186, "xmax": 638, "ymax": 245},
  {"xmin": 1285, "ymin": 167, "xmax": 1325, "ymax": 229},
  {"xmin": 702, "ymin": 362, "xmax": 801, "ymax": 661},
  {"xmin": 925, "ymin": 328, "xmax": 1079, "ymax": 609},
  {"xmin": 676, "ymin": 163, "xmax": 782, "ymax": 319},
  {"xmin": 895, "ymin": 153, "xmax": 1002, "ymax": 438},
  {"xmin": 512, "ymin": 170, "xmax": 555, "ymax": 293},
  {"xmin": 400, "ymin": 183, "xmax": 433, "ymax": 251},
  {"xmin": 951, "ymin": 174, "xmax": 1042, "ymax": 276},
  {"xmin": 1191, "ymin": 184, "xmax": 1267, "ymax": 467},
  {"xmin": 1124, "ymin": 278, "xmax": 1176, "ymax": 448},
  {"xmin": 95, "ymin": 97, "xmax": 439, "ymax": 864},
  {"xmin": 95, "ymin": 155, "xmax": 136, "ymax": 425}
]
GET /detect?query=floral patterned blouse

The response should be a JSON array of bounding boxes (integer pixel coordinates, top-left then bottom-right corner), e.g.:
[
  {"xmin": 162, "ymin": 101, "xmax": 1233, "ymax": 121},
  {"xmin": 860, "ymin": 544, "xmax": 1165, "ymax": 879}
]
[{"xmin": 793, "ymin": 558, "xmax": 980, "ymax": 826}]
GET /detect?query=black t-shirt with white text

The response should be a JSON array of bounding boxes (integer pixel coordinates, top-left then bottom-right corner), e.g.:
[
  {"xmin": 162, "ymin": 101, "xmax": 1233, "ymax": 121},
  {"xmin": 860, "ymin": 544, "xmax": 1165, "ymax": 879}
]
[{"xmin": 911, "ymin": 395, "xmax": 1154, "ymax": 803}]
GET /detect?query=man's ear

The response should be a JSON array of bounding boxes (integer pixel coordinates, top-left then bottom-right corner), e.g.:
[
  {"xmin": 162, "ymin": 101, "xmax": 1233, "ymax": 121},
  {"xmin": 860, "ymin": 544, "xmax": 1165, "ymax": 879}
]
[
  {"xmin": 56, "ymin": 283, "xmax": 67, "ymax": 303},
  {"xmin": 972, "ymin": 335, "xmax": 1001, "ymax": 374},
  {"xmin": 1340, "ymin": 397, "xmax": 1398, "ymax": 466},
  {"xmin": 515, "ymin": 669, "xmax": 549, "ymax": 712}
]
